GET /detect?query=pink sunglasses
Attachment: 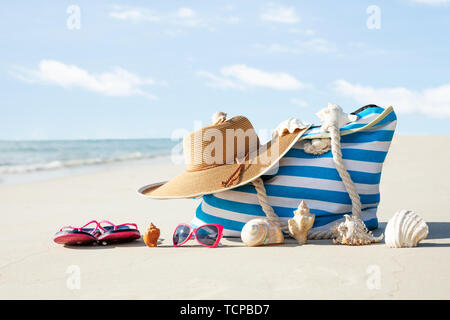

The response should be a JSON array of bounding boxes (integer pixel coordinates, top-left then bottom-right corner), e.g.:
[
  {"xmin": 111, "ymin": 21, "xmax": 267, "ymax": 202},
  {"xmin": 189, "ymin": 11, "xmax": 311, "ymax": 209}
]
[{"xmin": 172, "ymin": 223, "xmax": 224, "ymax": 248}]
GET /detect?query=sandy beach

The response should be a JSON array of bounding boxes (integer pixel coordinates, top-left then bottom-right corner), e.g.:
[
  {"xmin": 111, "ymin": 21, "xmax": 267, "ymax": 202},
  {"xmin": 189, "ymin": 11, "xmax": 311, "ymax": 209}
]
[{"xmin": 0, "ymin": 135, "xmax": 449, "ymax": 300}]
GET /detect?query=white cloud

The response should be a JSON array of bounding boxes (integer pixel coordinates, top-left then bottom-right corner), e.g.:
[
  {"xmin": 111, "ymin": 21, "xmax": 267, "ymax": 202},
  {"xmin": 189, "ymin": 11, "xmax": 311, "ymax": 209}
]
[
  {"xmin": 109, "ymin": 6, "xmax": 203, "ymax": 27},
  {"xmin": 290, "ymin": 98, "xmax": 308, "ymax": 108},
  {"xmin": 173, "ymin": 7, "xmax": 207, "ymax": 27},
  {"xmin": 198, "ymin": 64, "xmax": 305, "ymax": 90},
  {"xmin": 348, "ymin": 42, "xmax": 390, "ymax": 55},
  {"xmin": 196, "ymin": 71, "xmax": 244, "ymax": 89},
  {"xmin": 334, "ymin": 79, "xmax": 450, "ymax": 117},
  {"xmin": 109, "ymin": 6, "xmax": 238, "ymax": 30},
  {"xmin": 300, "ymin": 39, "xmax": 337, "ymax": 53},
  {"xmin": 288, "ymin": 28, "xmax": 315, "ymax": 36},
  {"xmin": 260, "ymin": 4, "xmax": 299, "ymax": 24},
  {"xmin": 256, "ymin": 38, "xmax": 337, "ymax": 54},
  {"xmin": 177, "ymin": 7, "xmax": 195, "ymax": 18},
  {"xmin": 11, "ymin": 60, "xmax": 161, "ymax": 99},
  {"xmin": 219, "ymin": 16, "xmax": 241, "ymax": 24},
  {"xmin": 410, "ymin": 0, "xmax": 450, "ymax": 5},
  {"xmin": 109, "ymin": 9, "xmax": 160, "ymax": 22}
]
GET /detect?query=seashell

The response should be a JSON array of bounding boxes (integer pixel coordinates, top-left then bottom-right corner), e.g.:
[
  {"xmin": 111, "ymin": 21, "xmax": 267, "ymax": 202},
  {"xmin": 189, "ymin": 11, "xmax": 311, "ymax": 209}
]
[
  {"xmin": 385, "ymin": 209, "xmax": 428, "ymax": 248},
  {"xmin": 212, "ymin": 111, "xmax": 227, "ymax": 125},
  {"xmin": 316, "ymin": 103, "xmax": 358, "ymax": 132},
  {"xmin": 241, "ymin": 218, "xmax": 284, "ymax": 247},
  {"xmin": 288, "ymin": 200, "xmax": 315, "ymax": 244},
  {"xmin": 331, "ymin": 215, "xmax": 383, "ymax": 246},
  {"xmin": 142, "ymin": 222, "xmax": 160, "ymax": 247},
  {"xmin": 303, "ymin": 138, "xmax": 331, "ymax": 155},
  {"xmin": 274, "ymin": 118, "xmax": 310, "ymax": 137}
]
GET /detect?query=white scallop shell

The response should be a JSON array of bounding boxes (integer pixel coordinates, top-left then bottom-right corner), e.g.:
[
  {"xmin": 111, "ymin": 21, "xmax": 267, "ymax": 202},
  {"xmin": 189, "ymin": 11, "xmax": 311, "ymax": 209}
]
[
  {"xmin": 385, "ymin": 209, "xmax": 428, "ymax": 248},
  {"xmin": 241, "ymin": 218, "xmax": 284, "ymax": 247}
]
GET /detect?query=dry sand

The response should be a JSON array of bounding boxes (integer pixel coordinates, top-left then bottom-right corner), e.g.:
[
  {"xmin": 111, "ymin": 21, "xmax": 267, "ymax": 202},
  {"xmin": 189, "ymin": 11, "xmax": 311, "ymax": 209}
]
[{"xmin": 0, "ymin": 135, "xmax": 449, "ymax": 299}]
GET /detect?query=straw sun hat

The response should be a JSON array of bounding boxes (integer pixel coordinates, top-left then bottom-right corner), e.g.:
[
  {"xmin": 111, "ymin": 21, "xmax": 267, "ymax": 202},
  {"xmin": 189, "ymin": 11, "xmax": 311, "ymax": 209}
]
[{"xmin": 138, "ymin": 112, "xmax": 310, "ymax": 199}]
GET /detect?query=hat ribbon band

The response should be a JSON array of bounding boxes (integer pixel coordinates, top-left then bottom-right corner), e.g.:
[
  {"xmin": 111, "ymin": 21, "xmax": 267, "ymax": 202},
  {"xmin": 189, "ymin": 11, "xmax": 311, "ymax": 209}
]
[{"xmin": 221, "ymin": 152, "xmax": 250, "ymax": 188}]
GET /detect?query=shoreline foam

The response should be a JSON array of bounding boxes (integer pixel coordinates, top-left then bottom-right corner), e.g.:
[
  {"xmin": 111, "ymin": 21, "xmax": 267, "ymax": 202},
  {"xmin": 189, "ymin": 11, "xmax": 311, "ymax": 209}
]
[{"xmin": 0, "ymin": 155, "xmax": 175, "ymax": 186}]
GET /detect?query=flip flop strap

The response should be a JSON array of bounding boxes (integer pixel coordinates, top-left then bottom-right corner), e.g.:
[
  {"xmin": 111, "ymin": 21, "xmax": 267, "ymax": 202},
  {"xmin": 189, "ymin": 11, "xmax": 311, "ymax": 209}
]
[
  {"xmin": 115, "ymin": 223, "xmax": 138, "ymax": 230},
  {"xmin": 98, "ymin": 220, "xmax": 138, "ymax": 231},
  {"xmin": 59, "ymin": 220, "xmax": 99, "ymax": 233}
]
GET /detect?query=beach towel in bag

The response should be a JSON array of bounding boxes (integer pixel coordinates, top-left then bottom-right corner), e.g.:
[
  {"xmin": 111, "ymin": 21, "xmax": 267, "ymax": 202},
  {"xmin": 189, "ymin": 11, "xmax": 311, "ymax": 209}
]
[{"xmin": 192, "ymin": 105, "xmax": 397, "ymax": 237}]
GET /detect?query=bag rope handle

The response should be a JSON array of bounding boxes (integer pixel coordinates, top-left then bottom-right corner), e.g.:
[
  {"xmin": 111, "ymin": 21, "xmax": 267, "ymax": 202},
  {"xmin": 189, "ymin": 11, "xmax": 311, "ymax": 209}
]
[
  {"xmin": 328, "ymin": 125, "xmax": 362, "ymax": 220},
  {"xmin": 251, "ymin": 177, "xmax": 285, "ymax": 229}
]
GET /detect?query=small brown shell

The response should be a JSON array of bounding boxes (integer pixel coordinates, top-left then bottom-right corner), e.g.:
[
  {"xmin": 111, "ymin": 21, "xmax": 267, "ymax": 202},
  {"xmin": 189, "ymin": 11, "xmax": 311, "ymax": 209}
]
[{"xmin": 143, "ymin": 222, "xmax": 160, "ymax": 247}]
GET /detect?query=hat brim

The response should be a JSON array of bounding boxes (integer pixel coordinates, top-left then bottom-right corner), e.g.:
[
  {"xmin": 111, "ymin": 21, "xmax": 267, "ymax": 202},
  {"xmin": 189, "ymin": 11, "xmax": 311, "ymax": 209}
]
[{"xmin": 138, "ymin": 126, "xmax": 310, "ymax": 199}]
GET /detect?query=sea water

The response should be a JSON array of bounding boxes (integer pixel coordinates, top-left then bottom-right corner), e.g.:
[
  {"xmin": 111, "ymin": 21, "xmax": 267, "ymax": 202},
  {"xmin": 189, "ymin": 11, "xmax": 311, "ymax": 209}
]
[{"xmin": 0, "ymin": 139, "xmax": 179, "ymax": 185}]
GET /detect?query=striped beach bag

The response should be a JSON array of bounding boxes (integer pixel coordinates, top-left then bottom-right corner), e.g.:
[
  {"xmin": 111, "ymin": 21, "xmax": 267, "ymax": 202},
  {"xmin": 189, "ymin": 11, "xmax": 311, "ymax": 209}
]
[{"xmin": 192, "ymin": 105, "xmax": 397, "ymax": 237}]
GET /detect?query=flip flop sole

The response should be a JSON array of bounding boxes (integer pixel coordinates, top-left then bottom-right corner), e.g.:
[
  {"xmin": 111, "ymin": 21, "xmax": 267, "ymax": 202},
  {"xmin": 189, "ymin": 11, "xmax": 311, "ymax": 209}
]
[
  {"xmin": 97, "ymin": 230, "xmax": 141, "ymax": 244},
  {"xmin": 53, "ymin": 231, "xmax": 97, "ymax": 246}
]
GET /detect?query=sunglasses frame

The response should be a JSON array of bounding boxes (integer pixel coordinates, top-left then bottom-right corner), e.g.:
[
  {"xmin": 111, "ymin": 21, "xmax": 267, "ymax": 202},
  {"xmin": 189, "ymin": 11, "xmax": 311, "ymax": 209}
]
[{"xmin": 172, "ymin": 223, "xmax": 224, "ymax": 248}]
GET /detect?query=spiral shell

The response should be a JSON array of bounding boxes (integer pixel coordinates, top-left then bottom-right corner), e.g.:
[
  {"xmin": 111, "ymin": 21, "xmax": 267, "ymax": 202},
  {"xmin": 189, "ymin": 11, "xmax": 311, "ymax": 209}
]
[
  {"xmin": 241, "ymin": 218, "xmax": 284, "ymax": 247},
  {"xmin": 385, "ymin": 209, "xmax": 428, "ymax": 248}
]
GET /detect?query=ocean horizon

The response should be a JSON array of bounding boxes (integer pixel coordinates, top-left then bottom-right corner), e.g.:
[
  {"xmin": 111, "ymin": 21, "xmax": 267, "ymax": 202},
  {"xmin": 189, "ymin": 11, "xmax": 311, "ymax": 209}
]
[{"xmin": 0, "ymin": 138, "xmax": 180, "ymax": 185}]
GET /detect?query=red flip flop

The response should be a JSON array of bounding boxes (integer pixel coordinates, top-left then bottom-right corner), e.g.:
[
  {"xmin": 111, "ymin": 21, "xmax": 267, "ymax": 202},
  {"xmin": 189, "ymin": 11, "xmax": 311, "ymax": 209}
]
[
  {"xmin": 54, "ymin": 220, "xmax": 101, "ymax": 246},
  {"xmin": 97, "ymin": 220, "xmax": 141, "ymax": 245}
]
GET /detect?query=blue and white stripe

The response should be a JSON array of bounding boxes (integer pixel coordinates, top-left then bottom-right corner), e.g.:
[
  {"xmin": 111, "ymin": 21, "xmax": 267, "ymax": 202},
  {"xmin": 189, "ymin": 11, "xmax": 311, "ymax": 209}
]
[{"xmin": 192, "ymin": 106, "xmax": 397, "ymax": 237}]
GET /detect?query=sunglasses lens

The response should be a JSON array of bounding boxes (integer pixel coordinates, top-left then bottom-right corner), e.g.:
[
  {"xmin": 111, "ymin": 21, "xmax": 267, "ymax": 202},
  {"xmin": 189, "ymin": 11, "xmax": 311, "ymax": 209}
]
[
  {"xmin": 196, "ymin": 225, "xmax": 219, "ymax": 246},
  {"xmin": 173, "ymin": 225, "xmax": 191, "ymax": 245}
]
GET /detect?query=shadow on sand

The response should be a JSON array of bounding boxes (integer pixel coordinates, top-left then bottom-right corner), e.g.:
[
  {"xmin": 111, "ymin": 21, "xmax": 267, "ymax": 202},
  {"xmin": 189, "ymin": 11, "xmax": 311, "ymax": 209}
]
[
  {"xmin": 62, "ymin": 238, "xmax": 165, "ymax": 250},
  {"xmin": 61, "ymin": 223, "xmax": 449, "ymax": 249},
  {"xmin": 224, "ymin": 221, "xmax": 449, "ymax": 247},
  {"xmin": 377, "ymin": 221, "xmax": 450, "ymax": 240}
]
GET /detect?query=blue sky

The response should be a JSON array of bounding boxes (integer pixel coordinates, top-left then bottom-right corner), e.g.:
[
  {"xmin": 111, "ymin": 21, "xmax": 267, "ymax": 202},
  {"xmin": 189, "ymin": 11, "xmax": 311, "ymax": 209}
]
[{"xmin": 1, "ymin": 0, "xmax": 450, "ymax": 140}]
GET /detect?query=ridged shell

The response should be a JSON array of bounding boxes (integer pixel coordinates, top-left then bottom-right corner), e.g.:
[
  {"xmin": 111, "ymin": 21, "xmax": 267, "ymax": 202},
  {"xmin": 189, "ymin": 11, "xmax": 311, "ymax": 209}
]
[
  {"xmin": 385, "ymin": 210, "xmax": 428, "ymax": 248},
  {"xmin": 241, "ymin": 218, "xmax": 284, "ymax": 247},
  {"xmin": 332, "ymin": 215, "xmax": 383, "ymax": 245},
  {"xmin": 274, "ymin": 118, "xmax": 309, "ymax": 137}
]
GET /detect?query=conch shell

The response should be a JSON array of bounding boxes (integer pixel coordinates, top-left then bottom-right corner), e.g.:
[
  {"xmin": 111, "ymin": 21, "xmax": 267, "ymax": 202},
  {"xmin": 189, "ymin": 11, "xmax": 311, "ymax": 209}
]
[
  {"xmin": 241, "ymin": 218, "xmax": 284, "ymax": 247},
  {"xmin": 331, "ymin": 215, "xmax": 383, "ymax": 245},
  {"xmin": 316, "ymin": 103, "xmax": 358, "ymax": 132},
  {"xmin": 274, "ymin": 118, "xmax": 310, "ymax": 137},
  {"xmin": 142, "ymin": 222, "xmax": 160, "ymax": 247},
  {"xmin": 288, "ymin": 200, "xmax": 315, "ymax": 244},
  {"xmin": 385, "ymin": 209, "xmax": 428, "ymax": 248}
]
